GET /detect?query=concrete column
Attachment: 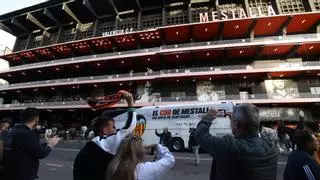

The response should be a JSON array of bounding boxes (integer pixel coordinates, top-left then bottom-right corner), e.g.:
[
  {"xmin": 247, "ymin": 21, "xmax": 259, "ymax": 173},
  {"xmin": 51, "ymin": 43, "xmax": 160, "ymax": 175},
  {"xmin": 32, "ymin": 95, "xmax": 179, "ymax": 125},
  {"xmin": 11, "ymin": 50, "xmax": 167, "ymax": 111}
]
[
  {"xmin": 162, "ymin": 7, "xmax": 166, "ymax": 26},
  {"xmin": 137, "ymin": 11, "xmax": 142, "ymax": 31},
  {"xmin": 275, "ymin": 0, "xmax": 283, "ymax": 14}
]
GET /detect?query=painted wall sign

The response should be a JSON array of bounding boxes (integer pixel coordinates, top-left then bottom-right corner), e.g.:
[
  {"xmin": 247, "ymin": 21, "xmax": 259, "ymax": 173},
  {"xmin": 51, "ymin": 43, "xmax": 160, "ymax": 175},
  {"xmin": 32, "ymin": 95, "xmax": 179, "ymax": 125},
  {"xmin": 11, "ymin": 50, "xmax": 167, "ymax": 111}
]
[
  {"xmin": 199, "ymin": 5, "xmax": 277, "ymax": 22},
  {"xmin": 102, "ymin": 28, "xmax": 134, "ymax": 37}
]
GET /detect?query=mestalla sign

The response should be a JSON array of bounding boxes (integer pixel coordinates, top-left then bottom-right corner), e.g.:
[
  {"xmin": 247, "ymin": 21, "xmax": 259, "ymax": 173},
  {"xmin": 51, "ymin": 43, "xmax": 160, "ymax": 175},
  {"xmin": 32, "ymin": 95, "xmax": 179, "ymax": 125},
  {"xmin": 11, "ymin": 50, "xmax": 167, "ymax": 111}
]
[{"xmin": 199, "ymin": 5, "xmax": 277, "ymax": 22}]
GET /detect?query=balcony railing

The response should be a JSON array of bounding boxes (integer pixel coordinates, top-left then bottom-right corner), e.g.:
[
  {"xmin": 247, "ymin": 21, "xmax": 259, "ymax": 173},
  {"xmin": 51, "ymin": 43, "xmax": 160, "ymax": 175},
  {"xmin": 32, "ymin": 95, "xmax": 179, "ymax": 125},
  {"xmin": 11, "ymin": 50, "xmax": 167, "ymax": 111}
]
[
  {"xmin": 0, "ymin": 60, "xmax": 320, "ymax": 90},
  {"xmin": 3, "ymin": 33, "xmax": 320, "ymax": 73},
  {"xmin": 1, "ymin": 93, "xmax": 320, "ymax": 109}
]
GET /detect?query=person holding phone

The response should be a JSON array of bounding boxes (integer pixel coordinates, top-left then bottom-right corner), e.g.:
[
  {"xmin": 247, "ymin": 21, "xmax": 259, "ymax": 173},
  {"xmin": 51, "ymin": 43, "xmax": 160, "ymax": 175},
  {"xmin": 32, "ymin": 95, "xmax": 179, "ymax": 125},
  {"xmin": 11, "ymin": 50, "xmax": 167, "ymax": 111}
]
[{"xmin": 106, "ymin": 134, "xmax": 175, "ymax": 180}]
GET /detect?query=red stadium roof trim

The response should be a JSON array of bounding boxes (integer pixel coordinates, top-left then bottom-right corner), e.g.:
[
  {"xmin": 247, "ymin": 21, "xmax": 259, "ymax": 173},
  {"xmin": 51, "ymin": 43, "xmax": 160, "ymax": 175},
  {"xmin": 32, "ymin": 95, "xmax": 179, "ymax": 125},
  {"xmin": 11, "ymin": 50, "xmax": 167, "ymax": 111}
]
[
  {"xmin": 1, "ymin": 35, "xmax": 320, "ymax": 76},
  {"xmin": 2, "ymin": 12, "xmax": 320, "ymax": 62}
]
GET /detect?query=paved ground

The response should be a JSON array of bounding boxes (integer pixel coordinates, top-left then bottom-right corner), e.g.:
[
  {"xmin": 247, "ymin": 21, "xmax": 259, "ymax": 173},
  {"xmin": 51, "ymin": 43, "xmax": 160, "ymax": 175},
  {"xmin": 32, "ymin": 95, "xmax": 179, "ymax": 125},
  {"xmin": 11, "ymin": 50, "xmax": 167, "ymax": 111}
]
[{"xmin": 38, "ymin": 141, "xmax": 287, "ymax": 180}]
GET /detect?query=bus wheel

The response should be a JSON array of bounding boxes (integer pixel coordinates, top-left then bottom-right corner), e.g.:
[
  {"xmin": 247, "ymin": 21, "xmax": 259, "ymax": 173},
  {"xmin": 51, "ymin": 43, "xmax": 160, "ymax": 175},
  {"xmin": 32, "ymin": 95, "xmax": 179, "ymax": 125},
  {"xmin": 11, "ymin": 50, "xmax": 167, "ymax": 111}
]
[{"xmin": 171, "ymin": 138, "xmax": 184, "ymax": 152}]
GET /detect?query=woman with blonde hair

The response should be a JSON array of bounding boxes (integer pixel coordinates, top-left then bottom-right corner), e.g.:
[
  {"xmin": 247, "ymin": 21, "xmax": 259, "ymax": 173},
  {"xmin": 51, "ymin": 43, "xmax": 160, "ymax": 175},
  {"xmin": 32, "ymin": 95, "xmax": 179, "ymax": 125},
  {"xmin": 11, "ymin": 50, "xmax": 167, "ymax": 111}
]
[{"xmin": 106, "ymin": 134, "xmax": 175, "ymax": 180}]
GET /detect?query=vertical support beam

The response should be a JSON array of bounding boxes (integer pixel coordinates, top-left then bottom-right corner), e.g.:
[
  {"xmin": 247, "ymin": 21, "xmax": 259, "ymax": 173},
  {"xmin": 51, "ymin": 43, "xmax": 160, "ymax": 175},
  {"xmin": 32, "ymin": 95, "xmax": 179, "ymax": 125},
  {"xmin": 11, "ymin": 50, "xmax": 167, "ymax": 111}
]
[
  {"xmin": 317, "ymin": 22, "xmax": 320, "ymax": 34},
  {"xmin": 275, "ymin": 0, "xmax": 283, "ymax": 14},
  {"xmin": 244, "ymin": 0, "xmax": 250, "ymax": 15},
  {"xmin": 280, "ymin": 16, "xmax": 293, "ymax": 37},
  {"xmin": 284, "ymin": 44, "xmax": 300, "ymax": 60},
  {"xmin": 74, "ymin": 24, "xmax": 80, "ymax": 40},
  {"xmin": 188, "ymin": 2, "xmax": 192, "ymax": 23},
  {"xmin": 25, "ymin": 33, "xmax": 33, "ymax": 50},
  {"xmin": 162, "ymin": 7, "xmax": 166, "ymax": 26},
  {"xmin": 56, "ymin": 26, "xmax": 63, "ymax": 43},
  {"xmin": 115, "ymin": 15, "xmax": 119, "ymax": 30},
  {"xmin": 92, "ymin": 19, "xmax": 99, "ymax": 37},
  {"xmin": 215, "ymin": 0, "xmax": 221, "ymax": 20},
  {"xmin": 248, "ymin": 20, "xmax": 257, "ymax": 40},
  {"xmin": 137, "ymin": 11, "xmax": 142, "ymax": 31},
  {"xmin": 309, "ymin": 0, "xmax": 316, "ymax": 11},
  {"xmin": 73, "ymin": 25, "xmax": 78, "ymax": 41}
]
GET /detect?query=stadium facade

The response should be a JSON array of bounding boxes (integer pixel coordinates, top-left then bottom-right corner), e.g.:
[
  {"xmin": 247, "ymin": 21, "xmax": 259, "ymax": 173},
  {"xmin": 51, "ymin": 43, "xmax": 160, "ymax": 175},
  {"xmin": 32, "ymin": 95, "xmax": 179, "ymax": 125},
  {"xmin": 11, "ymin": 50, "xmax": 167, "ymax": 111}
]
[{"xmin": 0, "ymin": 0, "xmax": 320, "ymax": 127}]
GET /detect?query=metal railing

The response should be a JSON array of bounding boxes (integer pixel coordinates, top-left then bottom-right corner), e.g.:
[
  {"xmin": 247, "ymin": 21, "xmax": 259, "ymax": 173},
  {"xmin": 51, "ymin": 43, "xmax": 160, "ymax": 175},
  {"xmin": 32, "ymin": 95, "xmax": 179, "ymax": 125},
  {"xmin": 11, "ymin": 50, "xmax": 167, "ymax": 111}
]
[
  {"xmin": 0, "ymin": 60, "xmax": 320, "ymax": 90},
  {"xmin": 1, "ymin": 93, "xmax": 320, "ymax": 109},
  {"xmin": 3, "ymin": 33, "xmax": 320, "ymax": 73}
]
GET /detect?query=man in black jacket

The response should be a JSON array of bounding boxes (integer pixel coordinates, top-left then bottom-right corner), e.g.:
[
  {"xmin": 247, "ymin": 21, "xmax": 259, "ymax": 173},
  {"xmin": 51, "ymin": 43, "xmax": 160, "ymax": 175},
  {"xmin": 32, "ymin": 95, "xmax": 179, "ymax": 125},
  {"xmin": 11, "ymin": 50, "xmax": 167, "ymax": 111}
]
[
  {"xmin": 73, "ymin": 90, "xmax": 136, "ymax": 180},
  {"xmin": 155, "ymin": 128, "xmax": 172, "ymax": 148},
  {"xmin": 3, "ymin": 107, "xmax": 60, "ymax": 180},
  {"xmin": 195, "ymin": 103, "xmax": 278, "ymax": 180},
  {"xmin": 284, "ymin": 129, "xmax": 320, "ymax": 180}
]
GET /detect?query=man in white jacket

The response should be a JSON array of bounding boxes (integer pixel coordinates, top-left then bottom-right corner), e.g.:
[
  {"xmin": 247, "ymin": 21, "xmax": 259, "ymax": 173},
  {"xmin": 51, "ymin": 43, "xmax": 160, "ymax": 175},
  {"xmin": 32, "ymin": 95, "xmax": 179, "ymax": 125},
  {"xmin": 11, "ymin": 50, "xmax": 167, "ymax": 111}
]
[{"xmin": 73, "ymin": 90, "xmax": 136, "ymax": 180}]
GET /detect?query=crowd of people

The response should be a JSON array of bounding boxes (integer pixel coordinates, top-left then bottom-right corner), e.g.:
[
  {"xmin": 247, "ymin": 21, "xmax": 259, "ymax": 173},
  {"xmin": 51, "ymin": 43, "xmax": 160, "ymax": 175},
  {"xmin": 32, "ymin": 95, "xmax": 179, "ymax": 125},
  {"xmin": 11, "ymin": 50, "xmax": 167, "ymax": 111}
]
[
  {"xmin": 11, "ymin": 95, "xmax": 85, "ymax": 104},
  {"xmin": 0, "ymin": 90, "xmax": 319, "ymax": 180}
]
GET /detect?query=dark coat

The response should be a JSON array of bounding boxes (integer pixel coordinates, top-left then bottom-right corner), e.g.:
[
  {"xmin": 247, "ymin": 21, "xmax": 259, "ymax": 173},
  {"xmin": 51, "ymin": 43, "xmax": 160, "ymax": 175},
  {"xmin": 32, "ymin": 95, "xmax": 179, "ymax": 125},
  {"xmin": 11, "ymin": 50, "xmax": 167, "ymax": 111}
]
[
  {"xmin": 195, "ymin": 114, "xmax": 278, "ymax": 180},
  {"xmin": 284, "ymin": 150, "xmax": 320, "ymax": 180},
  {"xmin": 3, "ymin": 124, "xmax": 51, "ymax": 180},
  {"xmin": 73, "ymin": 141, "xmax": 114, "ymax": 180},
  {"xmin": 155, "ymin": 131, "xmax": 172, "ymax": 147},
  {"xmin": 189, "ymin": 131, "xmax": 199, "ymax": 147}
]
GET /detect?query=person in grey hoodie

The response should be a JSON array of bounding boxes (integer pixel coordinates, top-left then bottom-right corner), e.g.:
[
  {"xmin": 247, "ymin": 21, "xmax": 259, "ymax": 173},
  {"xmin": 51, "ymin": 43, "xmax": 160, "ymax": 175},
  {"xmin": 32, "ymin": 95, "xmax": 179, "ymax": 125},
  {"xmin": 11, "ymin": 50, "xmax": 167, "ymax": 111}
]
[{"xmin": 195, "ymin": 103, "xmax": 278, "ymax": 180}]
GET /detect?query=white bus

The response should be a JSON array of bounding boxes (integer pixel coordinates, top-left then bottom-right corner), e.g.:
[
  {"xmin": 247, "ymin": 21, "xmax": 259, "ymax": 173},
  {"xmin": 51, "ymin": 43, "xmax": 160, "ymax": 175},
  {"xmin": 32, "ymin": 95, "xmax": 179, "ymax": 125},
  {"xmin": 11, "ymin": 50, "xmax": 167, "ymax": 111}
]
[{"xmin": 113, "ymin": 102, "xmax": 234, "ymax": 151}]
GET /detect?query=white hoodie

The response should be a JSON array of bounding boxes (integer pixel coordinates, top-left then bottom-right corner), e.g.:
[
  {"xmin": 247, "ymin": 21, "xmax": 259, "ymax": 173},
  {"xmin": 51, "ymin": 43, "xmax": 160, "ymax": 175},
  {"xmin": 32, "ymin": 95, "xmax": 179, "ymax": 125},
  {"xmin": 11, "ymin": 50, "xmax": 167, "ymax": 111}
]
[
  {"xmin": 92, "ymin": 110, "xmax": 137, "ymax": 155},
  {"xmin": 136, "ymin": 144, "xmax": 175, "ymax": 180}
]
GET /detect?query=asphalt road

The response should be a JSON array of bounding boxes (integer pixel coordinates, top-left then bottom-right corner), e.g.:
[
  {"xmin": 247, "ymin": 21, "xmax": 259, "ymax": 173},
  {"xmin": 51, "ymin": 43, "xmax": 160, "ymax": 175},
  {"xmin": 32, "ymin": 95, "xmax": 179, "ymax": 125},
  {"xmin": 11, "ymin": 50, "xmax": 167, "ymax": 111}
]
[{"xmin": 38, "ymin": 141, "xmax": 287, "ymax": 180}]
